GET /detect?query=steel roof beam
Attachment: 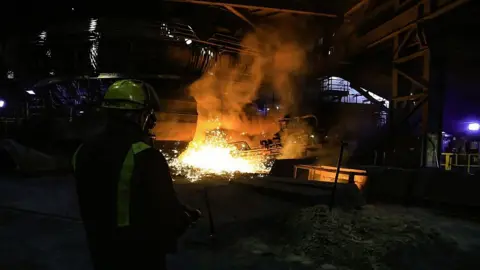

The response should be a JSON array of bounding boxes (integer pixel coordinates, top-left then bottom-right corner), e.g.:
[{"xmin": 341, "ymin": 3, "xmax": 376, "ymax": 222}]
[
  {"xmin": 344, "ymin": 0, "xmax": 369, "ymax": 17},
  {"xmin": 224, "ymin": 5, "xmax": 255, "ymax": 27},
  {"xmin": 166, "ymin": 0, "xmax": 338, "ymax": 18},
  {"xmin": 365, "ymin": 0, "xmax": 471, "ymax": 48}
]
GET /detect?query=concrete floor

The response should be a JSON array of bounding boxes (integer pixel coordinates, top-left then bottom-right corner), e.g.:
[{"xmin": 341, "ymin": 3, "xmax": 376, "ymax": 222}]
[
  {"xmin": 0, "ymin": 174, "xmax": 308, "ymax": 270},
  {"xmin": 0, "ymin": 174, "xmax": 89, "ymax": 270},
  {"xmin": 2, "ymin": 174, "xmax": 480, "ymax": 270}
]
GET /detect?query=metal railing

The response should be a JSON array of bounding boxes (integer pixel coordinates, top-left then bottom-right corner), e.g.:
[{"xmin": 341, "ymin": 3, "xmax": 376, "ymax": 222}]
[{"xmin": 441, "ymin": 153, "xmax": 480, "ymax": 174}]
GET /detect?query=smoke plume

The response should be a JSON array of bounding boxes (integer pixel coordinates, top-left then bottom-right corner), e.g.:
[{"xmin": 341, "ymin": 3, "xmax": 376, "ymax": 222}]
[
  {"xmin": 277, "ymin": 119, "xmax": 315, "ymax": 159},
  {"xmin": 188, "ymin": 17, "xmax": 312, "ymax": 146}
]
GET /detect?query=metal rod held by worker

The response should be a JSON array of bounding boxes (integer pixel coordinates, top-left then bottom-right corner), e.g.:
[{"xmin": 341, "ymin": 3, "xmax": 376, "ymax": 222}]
[
  {"xmin": 330, "ymin": 141, "xmax": 347, "ymax": 212},
  {"xmin": 204, "ymin": 187, "xmax": 215, "ymax": 238}
]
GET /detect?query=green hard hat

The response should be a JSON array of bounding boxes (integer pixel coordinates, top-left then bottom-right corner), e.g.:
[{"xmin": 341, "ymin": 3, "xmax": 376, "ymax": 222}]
[{"xmin": 102, "ymin": 80, "xmax": 148, "ymax": 110}]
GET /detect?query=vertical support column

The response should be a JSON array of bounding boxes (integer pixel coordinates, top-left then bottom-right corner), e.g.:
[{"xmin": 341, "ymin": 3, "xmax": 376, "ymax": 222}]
[
  {"xmin": 387, "ymin": 35, "xmax": 400, "ymax": 165},
  {"xmin": 392, "ymin": 36, "xmax": 399, "ymax": 102},
  {"xmin": 420, "ymin": 0, "xmax": 431, "ymax": 142},
  {"xmin": 420, "ymin": 0, "xmax": 442, "ymax": 168},
  {"xmin": 420, "ymin": 49, "xmax": 431, "ymax": 166},
  {"xmin": 425, "ymin": 49, "xmax": 445, "ymax": 168}
]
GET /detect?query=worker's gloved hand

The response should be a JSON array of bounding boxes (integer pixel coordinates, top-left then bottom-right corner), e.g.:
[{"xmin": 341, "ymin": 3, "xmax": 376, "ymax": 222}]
[
  {"xmin": 188, "ymin": 209, "xmax": 202, "ymax": 222},
  {"xmin": 183, "ymin": 205, "xmax": 202, "ymax": 224},
  {"xmin": 185, "ymin": 209, "xmax": 202, "ymax": 223}
]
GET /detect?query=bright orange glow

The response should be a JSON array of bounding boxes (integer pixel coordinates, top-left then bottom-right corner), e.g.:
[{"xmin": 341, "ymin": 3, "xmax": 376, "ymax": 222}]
[{"xmin": 169, "ymin": 122, "xmax": 271, "ymax": 181}]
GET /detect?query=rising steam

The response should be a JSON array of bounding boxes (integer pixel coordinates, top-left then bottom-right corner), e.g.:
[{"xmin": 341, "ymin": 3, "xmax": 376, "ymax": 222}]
[
  {"xmin": 165, "ymin": 17, "xmax": 319, "ymax": 180},
  {"xmin": 278, "ymin": 119, "xmax": 315, "ymax": 159},
  {"xmin": 189, "ymin": 18, "xmax": 312, "ymax": 146}
]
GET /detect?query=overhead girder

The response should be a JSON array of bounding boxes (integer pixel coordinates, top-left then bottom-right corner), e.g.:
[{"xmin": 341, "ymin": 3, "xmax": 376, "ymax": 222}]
[
  {"xmin": 326, "ymin": 0, "xmax": 471, "ymax": 168},
  {"xmin": 344, "ymin": 0, "xmax": 368, "ymax": 17},
  {"xmin": 166, "ymin": 0, "xmax": 339, "ymax": 24},
  {"xmin": 327, "ymin": 0, "xmax": 470, "ymax": 99},
  {"xmin": 327, "ymin": 0, "xmax": 470, "ymax": 63},
  {"xmin": 367, "ymin": 0, "xmax": 470, "ymax": 48},
  {"xmin": 223, "ymin": 5, "xmax": 256, "ymax": 27}
]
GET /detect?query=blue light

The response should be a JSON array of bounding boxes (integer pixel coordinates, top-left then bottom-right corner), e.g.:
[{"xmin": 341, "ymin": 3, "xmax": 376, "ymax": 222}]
[
  {"xmin": 0, "ymin": 99, "xmax": 4, "ymax": 108},
  {"xmin": 468, "ymin": 122, "xmax": 480, "ymax": 131}
]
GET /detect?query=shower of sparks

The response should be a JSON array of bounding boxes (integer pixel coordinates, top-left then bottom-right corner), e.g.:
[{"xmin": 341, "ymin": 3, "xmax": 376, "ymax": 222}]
[
  {"xmin": 38, "ymin": 31, "xmax": 47, "ymax": 44},
  {"xmin": 89, "ymin": 18, "xmax": 98, "ymax": 32},
  {"xmin": 164, "ymin": 121, "xmax": 273, "ymax": 181},
  {"xmin": 88, "ymin": 18, "xmax": 99, "ymax": 71},
  {"xmin": 90, "ymin": 41, "xmax": 99, "ymax": 71}
]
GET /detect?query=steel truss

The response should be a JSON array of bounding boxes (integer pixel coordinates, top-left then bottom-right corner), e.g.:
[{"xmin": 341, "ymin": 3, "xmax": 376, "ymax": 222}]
[
  {"xmin": 391, "ymin": 16, "xmax": 432, "ymax": 167},
  {"xmin": 338, "ymin": 0, "xmax": 469, "ymax": 167},
  {"xmin": 166, "ymin": 0, "xmax": 338, "ymax": 28},
  {"xmin": 387, "ymin": 0, "xmax": 468, "ymax": 167}
]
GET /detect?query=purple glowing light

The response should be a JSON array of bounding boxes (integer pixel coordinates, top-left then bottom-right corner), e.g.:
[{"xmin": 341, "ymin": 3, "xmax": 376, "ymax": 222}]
[
  {"xmin": 468, "ymin": 122, "xmax": 480, "ymax": 131},
  {"xmin": 0, "ymin": 99, "xmax": 4, "ymax": 108}
]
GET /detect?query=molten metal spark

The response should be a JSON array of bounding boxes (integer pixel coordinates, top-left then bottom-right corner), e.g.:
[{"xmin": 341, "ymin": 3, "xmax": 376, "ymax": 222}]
[{"xmin": 168, "ymin": 125, "xmax": 271, "ymax": 181}]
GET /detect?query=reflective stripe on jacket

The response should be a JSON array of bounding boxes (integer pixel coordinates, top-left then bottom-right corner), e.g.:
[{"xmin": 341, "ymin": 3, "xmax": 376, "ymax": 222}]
[
  {"xmin": 72, "ymin": 141, "xmax": 151, "ymax": 227},
  {"xmin": 72, "ymin": 121, "xmax": 190, "ymax": 253}
]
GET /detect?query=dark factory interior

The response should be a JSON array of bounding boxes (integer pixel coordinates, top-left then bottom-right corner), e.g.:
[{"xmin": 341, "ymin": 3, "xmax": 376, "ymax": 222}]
[{"xmin": 1, "ymin": 1, "xmax": 480, "ymax": 269}]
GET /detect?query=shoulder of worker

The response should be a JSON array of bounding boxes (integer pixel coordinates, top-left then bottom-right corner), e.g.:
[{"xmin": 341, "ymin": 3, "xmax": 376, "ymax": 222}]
[
  {"xmin": 133, "ymin": 145, "xmax": 174, "ymax": 183},
  {"xmin": 133, "ymin": 143, "xmax": 169, "ymax": 165}
]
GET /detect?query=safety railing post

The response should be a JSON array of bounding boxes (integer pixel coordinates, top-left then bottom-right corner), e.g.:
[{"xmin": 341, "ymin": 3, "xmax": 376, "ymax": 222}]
[{"xmin": 329, "ymin": 141, "xmax": 347, "ymax": 212}]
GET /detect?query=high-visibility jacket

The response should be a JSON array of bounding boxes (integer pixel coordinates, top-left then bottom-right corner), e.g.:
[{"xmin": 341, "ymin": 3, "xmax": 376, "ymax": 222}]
[{"xmin": 72, "ymin": 120, "xmax": 190, "ymax": 254}]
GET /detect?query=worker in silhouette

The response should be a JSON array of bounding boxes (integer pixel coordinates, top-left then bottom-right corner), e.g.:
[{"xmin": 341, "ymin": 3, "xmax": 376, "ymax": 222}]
[
  {"xmin": 72, "ymin": 80, "xmax": 200, "ymax": 270},
  {"xmin": 272, "ymin": 114, "xmax": 291, "ymax": 146}
]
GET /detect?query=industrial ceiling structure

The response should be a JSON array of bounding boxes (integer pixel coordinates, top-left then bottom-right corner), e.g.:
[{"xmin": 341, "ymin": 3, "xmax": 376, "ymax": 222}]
[
  {"xmin": 0, "ymin": 0, "xmax": 474, "ymax": 87},
  {"xmin": 0, "ymin": 0, "xmax": 477, "ymax": 166}
]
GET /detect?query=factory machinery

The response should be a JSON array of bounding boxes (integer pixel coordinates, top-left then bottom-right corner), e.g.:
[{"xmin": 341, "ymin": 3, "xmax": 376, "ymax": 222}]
[
  {"xmin": 0, "ymin": 1, "xmax": 477, "ymax": 215},
  {"xmin": 0, "ymin": 0, "xmax": 475, "ymax": 173},
  {"xmin": 232, "ymin": 115, "xmax": 324, "ymax": 159}
]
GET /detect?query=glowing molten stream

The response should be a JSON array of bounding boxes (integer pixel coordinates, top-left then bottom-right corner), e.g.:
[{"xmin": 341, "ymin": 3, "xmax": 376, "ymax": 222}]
[
  {"xmin": 180, "ymin": 142, "xmax": 261, "ymax": 174},
  {"xmin": 172, "ymin": 128, "xmax": 270, "ymax": 180}
]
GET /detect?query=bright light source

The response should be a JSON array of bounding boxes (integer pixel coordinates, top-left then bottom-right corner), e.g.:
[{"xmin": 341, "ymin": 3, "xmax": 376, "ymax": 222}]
[
  {"xmin": 185, "ymin": 39, "xmax": 192, "ymax": 45},
  {"xmin": 7, "ymin": 71, "xmax": 14, "ymax": 79},
  {"xmin": 79, "ymin": 111, "xmax": 84, "ymax": 114},
  {"xmin": 98, "ymin": 73, "xmax": 120, "ymax": 79},
  {"xmin": 26, "ymin": 90, "xmax": 36, "ymax": 95},
  {"xmin": 0, "ymin": 100, "xmax": 5, "ymax": 108},
  {"xmin": 90, "ymin": 41, "xmax": 99, "ymax": 71},
  {"xmin": 89, "ymin": 18, "xmax": 98, "ymax": 32},
  {"xmin": 468, "ymin": 123, "xmax": 480, "ymax": 131},
  {"xmin": 39, "ymin": 31, "xmax": 47, "ymax": 42}
]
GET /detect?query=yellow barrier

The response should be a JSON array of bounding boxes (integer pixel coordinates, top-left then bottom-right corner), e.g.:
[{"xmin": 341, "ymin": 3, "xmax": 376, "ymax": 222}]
[{"xmin": 441, "ymin": 153, "xmax": 479, "ymax": 173}]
